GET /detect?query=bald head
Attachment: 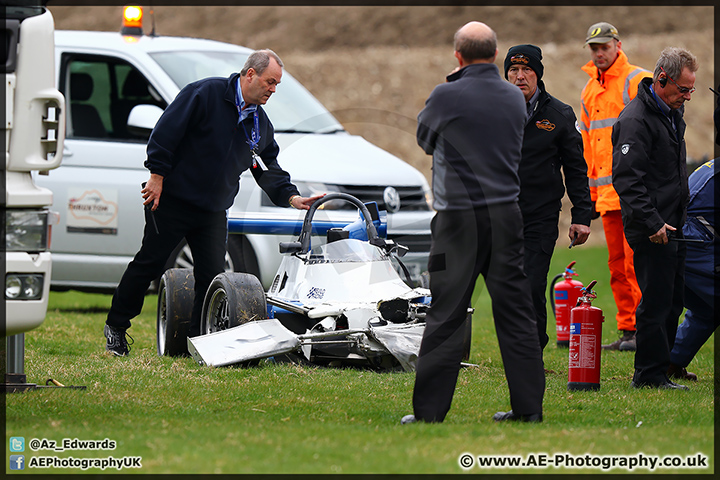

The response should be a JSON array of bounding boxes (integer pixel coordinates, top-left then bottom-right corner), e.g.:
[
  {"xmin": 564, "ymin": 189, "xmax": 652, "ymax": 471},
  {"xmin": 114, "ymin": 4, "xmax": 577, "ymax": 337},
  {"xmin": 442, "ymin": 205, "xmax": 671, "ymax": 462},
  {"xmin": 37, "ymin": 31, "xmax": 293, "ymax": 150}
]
[{"xmin": 454, "ymin": 21, "xmax": 498, "ymax": 64}]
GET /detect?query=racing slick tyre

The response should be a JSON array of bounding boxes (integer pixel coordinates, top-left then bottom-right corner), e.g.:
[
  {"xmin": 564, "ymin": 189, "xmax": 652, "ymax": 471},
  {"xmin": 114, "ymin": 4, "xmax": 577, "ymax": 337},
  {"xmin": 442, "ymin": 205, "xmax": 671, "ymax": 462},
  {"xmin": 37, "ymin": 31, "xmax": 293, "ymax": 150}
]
[
  {"xmin": 201, "ymin": 272, "xmax": 267, "ymax": 335},
  {"xmin": 157, "ymin": 268, "xmax": 195, "ymax": 357}
]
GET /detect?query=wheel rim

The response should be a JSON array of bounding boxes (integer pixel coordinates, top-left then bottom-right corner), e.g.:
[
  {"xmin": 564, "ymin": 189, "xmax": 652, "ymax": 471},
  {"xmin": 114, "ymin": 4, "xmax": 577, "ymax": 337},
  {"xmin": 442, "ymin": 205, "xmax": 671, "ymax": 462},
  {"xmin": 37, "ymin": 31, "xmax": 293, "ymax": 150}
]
[
  {"xmin": 157, "ymin": 285, "xmax": 167, "ymax": 354},
  {"xmin": 205, "ymin": 287, "xmax": 231, "ymax": 334}
]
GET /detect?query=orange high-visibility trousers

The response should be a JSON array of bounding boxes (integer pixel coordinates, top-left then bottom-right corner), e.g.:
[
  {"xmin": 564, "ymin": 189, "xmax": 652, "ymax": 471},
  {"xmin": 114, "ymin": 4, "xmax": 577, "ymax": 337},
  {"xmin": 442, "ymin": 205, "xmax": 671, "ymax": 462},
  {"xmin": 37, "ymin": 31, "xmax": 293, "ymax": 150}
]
[{"xmin": 601, "ymin": 210, "xmax": 642, "ymax": 331}]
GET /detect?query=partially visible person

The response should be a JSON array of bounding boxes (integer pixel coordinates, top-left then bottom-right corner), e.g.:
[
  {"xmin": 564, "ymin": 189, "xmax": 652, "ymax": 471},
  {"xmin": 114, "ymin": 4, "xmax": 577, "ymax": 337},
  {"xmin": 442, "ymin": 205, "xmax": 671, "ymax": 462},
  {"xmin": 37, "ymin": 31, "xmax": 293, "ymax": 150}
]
[
  {"xmin": 580, "ymin": 22, "xmax": 651, "ymax": 351},
  {"xmin": 402, "ymin": 22, "xmax": 545, "ymax": 425},
  {"xmin": 504, "ymin": 44, "xmax": 592, "ymax": 350},
  {"xmin": 667, "ymin": 87, "xmax": 720, "ymax": 381},
  {"xmin": 104, "ymin": 49, "xmax": 323, "ymax": 356},
  {"xmin": 612, "ymin": 46, "xmax": 699, "ymax": 390}
]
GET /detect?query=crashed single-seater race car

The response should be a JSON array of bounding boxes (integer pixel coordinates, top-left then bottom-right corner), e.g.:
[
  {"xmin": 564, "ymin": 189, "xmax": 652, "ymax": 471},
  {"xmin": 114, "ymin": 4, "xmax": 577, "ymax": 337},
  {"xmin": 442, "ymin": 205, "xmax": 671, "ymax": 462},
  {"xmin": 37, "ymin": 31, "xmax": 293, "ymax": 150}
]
[{"xmin": 156, "ymin": 193, "xmax": 472, "ymax": 371}]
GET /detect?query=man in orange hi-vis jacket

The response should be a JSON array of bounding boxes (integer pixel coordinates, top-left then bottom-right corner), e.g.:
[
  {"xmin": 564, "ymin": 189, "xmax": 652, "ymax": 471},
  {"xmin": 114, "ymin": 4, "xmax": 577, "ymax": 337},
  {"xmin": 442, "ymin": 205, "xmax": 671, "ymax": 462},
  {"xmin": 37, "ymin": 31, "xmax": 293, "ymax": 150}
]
[{"xmin": 580, "ymin": 22, "xmax": 651, "ymax": 351}]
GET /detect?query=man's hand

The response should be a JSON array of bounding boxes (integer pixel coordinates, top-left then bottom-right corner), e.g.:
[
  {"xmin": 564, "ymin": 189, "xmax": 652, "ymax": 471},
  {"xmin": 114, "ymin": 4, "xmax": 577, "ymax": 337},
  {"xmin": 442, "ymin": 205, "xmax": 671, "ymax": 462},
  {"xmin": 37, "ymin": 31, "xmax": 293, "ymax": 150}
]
[
  {"xmin": 568, "ymin": 224, "xmax": 591, "ymax": 246},
  {"xmin": 291, "ymin": 193, "xmax": 326, "ymax": 210},
  {"xmin": 649, "ymin": 223, "xmax": 676, "ymax": 245},
  {"xmin": 590, "ymin": 201, "xmax": 600, "ymax": 220},
  {"xmin": 142, "ymin": 173, "xmax": 164, "ymax": 211}
]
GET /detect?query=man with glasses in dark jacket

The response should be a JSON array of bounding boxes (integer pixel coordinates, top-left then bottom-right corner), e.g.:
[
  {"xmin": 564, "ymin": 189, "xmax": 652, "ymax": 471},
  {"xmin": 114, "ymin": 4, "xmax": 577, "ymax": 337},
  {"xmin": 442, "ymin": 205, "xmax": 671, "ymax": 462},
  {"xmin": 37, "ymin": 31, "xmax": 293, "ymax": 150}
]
[{"xmin": 612, "ymin": 47, "xmax": 699, "ymax": 390}]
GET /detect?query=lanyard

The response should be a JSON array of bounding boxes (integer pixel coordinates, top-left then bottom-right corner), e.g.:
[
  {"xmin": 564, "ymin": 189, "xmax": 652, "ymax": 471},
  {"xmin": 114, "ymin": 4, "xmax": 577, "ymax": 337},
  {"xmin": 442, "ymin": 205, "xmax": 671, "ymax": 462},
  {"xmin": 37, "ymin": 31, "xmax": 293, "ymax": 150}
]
[
  {"xmin": 240, "ymin": 110, "xmax": 261, "ymax": 154},
  {"xmin": 235, "ymin": 81, "xmax": 261, "ymax": 154}
]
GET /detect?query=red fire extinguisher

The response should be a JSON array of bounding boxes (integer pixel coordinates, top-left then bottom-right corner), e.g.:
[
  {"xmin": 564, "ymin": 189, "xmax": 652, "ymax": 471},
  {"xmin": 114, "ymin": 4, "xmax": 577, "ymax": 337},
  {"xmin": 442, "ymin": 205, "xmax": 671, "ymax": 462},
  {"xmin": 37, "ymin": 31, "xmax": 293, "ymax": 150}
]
[
  {"xmin": 549, "ymin": 261, "xmax": 584, "ymax": 348},
  {"xmin": 567, "ymin": 280, "xmax": 604, "ymax": 391}
]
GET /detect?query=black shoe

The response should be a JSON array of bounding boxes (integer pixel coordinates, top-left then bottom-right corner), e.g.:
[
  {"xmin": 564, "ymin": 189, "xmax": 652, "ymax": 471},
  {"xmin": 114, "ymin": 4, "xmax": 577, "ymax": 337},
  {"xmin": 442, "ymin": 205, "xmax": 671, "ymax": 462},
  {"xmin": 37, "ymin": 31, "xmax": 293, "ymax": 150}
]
[
  {"xmin": 104, "ymin": 325, "xmax": 133, "ymax": 356},
  {"xmin": 400, "ymin": 414, "xmax": 417, "ymax": 425},
  {"xmin": 631, "ymin": 379, "xmax": 688, "ymax": 390},
  {"xmin": 493, "ymin": 410, "xmax": 542, "ymax": 423}
]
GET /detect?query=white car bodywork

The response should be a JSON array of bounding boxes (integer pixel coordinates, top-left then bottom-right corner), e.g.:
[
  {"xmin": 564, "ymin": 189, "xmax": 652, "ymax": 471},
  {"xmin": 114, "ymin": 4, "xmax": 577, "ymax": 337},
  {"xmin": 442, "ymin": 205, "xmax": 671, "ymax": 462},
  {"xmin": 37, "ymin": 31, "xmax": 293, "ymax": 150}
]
[
  {"xmin": 189, "ymin": 240, "xmax": 430, "ymax": 371},
  {"xmin": 186, "ymin": 196, "xmax": 441, "ymax": 371}
]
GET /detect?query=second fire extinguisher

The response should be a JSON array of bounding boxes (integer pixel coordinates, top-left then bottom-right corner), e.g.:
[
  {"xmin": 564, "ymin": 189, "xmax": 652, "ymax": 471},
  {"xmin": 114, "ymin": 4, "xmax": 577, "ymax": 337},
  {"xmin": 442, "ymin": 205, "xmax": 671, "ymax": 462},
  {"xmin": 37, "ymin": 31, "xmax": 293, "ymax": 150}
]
[
  {"xmin": 567, "ymin": 280, "xmax": 605, "ymax": 391},
  {"xmin": 549, "ymin": 261, "xmax": 584, "ymax": 348}
]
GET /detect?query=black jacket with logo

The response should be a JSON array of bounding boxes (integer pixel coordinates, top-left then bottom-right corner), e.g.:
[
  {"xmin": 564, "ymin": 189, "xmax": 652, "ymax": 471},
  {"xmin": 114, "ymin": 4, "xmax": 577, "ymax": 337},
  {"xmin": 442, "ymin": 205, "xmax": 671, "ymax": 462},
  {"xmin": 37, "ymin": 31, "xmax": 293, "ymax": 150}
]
[
  {"xmin": 611, "ymin": 77, "xmax": 689, "ymax": 244},
  {"xmin": 519, "ymin": 81, "xmax": 592, "ymax": 226}
]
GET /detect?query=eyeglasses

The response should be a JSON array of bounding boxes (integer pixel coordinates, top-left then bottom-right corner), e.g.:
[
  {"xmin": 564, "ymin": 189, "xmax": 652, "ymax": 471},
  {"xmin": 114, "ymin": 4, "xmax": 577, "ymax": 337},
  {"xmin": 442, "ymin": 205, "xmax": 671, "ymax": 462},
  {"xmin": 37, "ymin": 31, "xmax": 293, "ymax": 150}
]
[{"xmin": 660, "ymin": 66, "xmax": 696, "ymax": 94}]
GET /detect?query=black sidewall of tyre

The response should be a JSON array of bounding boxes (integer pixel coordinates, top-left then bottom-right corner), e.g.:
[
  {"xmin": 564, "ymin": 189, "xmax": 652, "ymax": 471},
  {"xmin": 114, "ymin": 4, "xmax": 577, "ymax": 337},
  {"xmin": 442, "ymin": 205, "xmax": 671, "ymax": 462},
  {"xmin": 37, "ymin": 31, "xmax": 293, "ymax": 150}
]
[{"xmin": 157, "ymin": 268, "xmax": 195, "ymax": 357}]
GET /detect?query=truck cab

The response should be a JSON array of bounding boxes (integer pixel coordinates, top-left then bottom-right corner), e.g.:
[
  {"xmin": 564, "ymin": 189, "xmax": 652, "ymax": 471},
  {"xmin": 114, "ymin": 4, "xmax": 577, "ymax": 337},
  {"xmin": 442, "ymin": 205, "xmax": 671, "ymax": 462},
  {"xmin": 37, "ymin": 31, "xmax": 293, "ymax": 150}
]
[{"xmin": 3, "ymin": 3, "xmax": 64, "ymax": 337}]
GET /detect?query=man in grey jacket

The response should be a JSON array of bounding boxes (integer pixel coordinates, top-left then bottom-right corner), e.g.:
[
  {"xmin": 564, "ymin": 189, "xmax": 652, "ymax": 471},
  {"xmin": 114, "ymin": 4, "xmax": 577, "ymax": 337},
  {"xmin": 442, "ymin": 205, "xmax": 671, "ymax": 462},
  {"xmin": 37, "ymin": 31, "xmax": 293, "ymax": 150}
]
[{"xmin": 402, "ymin": 21, "xmax": 545, "ymax": 424}]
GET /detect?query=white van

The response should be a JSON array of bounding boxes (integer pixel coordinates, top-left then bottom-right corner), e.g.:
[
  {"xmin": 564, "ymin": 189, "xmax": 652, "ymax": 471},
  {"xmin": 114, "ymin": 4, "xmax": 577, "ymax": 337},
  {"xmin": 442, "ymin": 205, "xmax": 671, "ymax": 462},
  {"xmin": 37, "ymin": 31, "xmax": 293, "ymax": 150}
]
[{"xmin": 37, "ymin": 24, "xmax": 433, "ymax": 291}]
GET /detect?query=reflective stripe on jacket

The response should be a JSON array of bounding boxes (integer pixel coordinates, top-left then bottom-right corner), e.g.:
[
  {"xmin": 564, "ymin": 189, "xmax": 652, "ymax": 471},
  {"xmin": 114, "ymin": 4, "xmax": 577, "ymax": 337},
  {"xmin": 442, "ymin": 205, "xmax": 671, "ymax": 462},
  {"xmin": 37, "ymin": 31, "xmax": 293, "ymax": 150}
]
[{"xmin": 580, "ymin": 50, "xmax": 651, "ymax": 214}]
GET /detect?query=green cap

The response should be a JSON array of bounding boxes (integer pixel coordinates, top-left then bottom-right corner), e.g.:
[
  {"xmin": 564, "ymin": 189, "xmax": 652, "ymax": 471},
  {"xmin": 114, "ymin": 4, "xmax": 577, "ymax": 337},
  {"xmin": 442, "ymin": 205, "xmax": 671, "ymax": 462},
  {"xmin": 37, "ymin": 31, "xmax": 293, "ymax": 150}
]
[{"xmin": 585, "ymin": 22, "xmax": 620, "ymax": 45}]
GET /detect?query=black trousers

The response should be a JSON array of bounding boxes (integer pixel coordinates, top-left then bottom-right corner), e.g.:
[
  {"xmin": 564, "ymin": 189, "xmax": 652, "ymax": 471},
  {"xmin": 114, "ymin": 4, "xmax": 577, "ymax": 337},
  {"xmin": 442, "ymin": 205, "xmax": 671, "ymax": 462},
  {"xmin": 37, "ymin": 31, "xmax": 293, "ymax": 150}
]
[
  {"xmin": 522, "ymin": 212, "xmax": 560, "ymax": 350},
  {"xmin": 412, "ymin": 204, "xmax": 545, "ymax": 422},
  {"xmin": 106, "ymin": 196, "xmax": 228, "ymax": 337},
  {"xmin": 630, "ymin": 239, "xmax": 686, "ymax": 385}
]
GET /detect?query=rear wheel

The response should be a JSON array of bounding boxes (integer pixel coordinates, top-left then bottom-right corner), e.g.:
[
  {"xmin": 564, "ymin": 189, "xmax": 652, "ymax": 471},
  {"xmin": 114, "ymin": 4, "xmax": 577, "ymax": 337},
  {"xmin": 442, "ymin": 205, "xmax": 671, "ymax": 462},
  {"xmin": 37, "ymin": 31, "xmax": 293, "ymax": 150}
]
[
  {"xmin": 157, "ymin": 268, "xmax": 195, "ymax": 357},
  {"xmin": 200, "ymin": 272, "xmax": 267, "ymax": 335}
]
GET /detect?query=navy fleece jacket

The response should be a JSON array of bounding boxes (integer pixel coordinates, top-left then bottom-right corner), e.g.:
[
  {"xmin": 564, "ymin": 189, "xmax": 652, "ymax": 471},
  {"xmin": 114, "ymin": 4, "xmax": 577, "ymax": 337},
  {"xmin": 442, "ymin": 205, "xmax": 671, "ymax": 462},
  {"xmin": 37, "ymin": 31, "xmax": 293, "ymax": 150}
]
[{"xmin": 145, "ymin": 73, "xmax": 299, "ymax": 212}]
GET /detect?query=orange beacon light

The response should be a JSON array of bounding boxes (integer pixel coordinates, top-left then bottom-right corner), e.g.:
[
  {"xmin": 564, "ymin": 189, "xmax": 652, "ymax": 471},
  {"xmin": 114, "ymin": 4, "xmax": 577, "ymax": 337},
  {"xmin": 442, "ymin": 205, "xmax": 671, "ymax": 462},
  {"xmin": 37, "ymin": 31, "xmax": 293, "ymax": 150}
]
[{"xmin": 121, "ymin": 5, "xmax": 143, "ymax": 36}]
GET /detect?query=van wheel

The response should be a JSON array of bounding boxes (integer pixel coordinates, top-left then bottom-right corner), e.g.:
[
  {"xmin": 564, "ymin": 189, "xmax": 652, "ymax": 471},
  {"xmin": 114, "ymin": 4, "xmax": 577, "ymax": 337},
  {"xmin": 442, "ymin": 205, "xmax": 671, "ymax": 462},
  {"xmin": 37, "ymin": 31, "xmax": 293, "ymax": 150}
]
[
  {"xmin": 164, "ymin": 235, "xmax": 260, "ymax": 278},
  {"xmin": 157, "ymin": 268, "xmax": 195, "ymax": 357},
  {"xmin": 201, "ymin": 272, "xmax": 267, "ymax": 335}
]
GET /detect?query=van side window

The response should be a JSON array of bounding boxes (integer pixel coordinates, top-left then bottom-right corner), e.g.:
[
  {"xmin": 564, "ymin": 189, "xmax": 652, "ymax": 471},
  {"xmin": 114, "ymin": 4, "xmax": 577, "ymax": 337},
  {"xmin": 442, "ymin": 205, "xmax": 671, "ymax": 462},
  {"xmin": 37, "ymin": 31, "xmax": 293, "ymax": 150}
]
[{"xmin": 60, "ymin": 54, "xmax": 166, "ymax": 141}]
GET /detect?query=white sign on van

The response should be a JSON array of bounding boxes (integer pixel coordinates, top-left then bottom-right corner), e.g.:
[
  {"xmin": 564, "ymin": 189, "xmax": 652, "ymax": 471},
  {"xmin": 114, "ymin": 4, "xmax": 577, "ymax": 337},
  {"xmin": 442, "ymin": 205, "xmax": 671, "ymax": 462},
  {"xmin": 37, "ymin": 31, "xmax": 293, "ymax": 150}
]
[{"xmin": 67, "ymin": 188, "xmax": 119, "ymax": 234}]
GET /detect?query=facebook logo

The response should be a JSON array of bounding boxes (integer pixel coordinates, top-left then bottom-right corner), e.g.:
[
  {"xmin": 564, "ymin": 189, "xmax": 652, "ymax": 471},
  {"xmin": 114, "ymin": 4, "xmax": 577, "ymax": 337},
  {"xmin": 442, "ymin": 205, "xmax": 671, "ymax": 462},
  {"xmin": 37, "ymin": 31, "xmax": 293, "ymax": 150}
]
[
  {"xmin": 9, "ymin": 455, "xmax": 25, "ymax": 470},
  {"xmin": 9, "ymin": 436, "xmax": 25, "ymax": 452}
]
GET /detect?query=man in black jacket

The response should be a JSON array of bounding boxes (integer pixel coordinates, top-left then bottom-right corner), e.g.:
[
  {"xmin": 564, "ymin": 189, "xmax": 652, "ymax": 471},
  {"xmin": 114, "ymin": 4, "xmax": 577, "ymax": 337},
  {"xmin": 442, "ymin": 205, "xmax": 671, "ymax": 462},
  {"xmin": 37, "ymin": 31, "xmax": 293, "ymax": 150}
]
[
  {"xmin": 402, "ymin": 22, "xmax": 545, "ymax": 425},
  {"xmin": 104, "ymin": 50, "xmax": 323, "ymax": 356},
  {"xmin": 611, "ymin": 47, "xmax": 698, "ymax": 390},
  {"xmin": 504, "ymin": 45, "xmax": 592, "ymax": 350}
]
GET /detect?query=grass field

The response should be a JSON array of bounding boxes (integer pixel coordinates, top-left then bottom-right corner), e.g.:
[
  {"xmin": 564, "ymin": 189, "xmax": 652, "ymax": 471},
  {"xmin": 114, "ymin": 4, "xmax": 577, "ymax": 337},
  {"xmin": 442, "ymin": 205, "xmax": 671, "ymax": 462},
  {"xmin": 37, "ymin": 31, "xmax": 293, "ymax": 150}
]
[{"xmin": 5, "ymin": 245, "xmax": 715, "ymax": 475}]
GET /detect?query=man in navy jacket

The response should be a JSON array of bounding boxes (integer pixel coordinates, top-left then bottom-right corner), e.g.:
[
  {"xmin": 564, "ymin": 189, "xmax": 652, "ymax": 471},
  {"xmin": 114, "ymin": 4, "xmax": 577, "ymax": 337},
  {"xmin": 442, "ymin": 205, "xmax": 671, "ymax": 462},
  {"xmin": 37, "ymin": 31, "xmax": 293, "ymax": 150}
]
[
  {"xmin": 403, "ymin": 22, "xmax": 545, "ymax": 425},
  {"xmin": 667, "ymin": 86, "xmax": 720, "ymax": 381},
  {"xmin": 504, "ymin": 44, "xmax": 592, "ymax": 350},
  {"xmin": 104, "ymin": 49, "xmax": 322, "ymax": 356},
  {"xmin": 667, "ymin": 158, "xmax": 716, "ymax": 381}
]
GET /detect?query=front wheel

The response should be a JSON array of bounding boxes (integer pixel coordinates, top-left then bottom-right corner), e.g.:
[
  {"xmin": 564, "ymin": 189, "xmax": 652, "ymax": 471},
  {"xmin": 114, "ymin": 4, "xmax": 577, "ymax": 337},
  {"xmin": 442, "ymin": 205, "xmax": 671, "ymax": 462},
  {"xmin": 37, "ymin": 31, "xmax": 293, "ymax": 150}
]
[
  {"xmin": 200, "ymin": 272, "xmax": 267, "ymax": 335},
  {"xmin": 157, "ymin": 268, "xmax": 195, "ymax": 357}
]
